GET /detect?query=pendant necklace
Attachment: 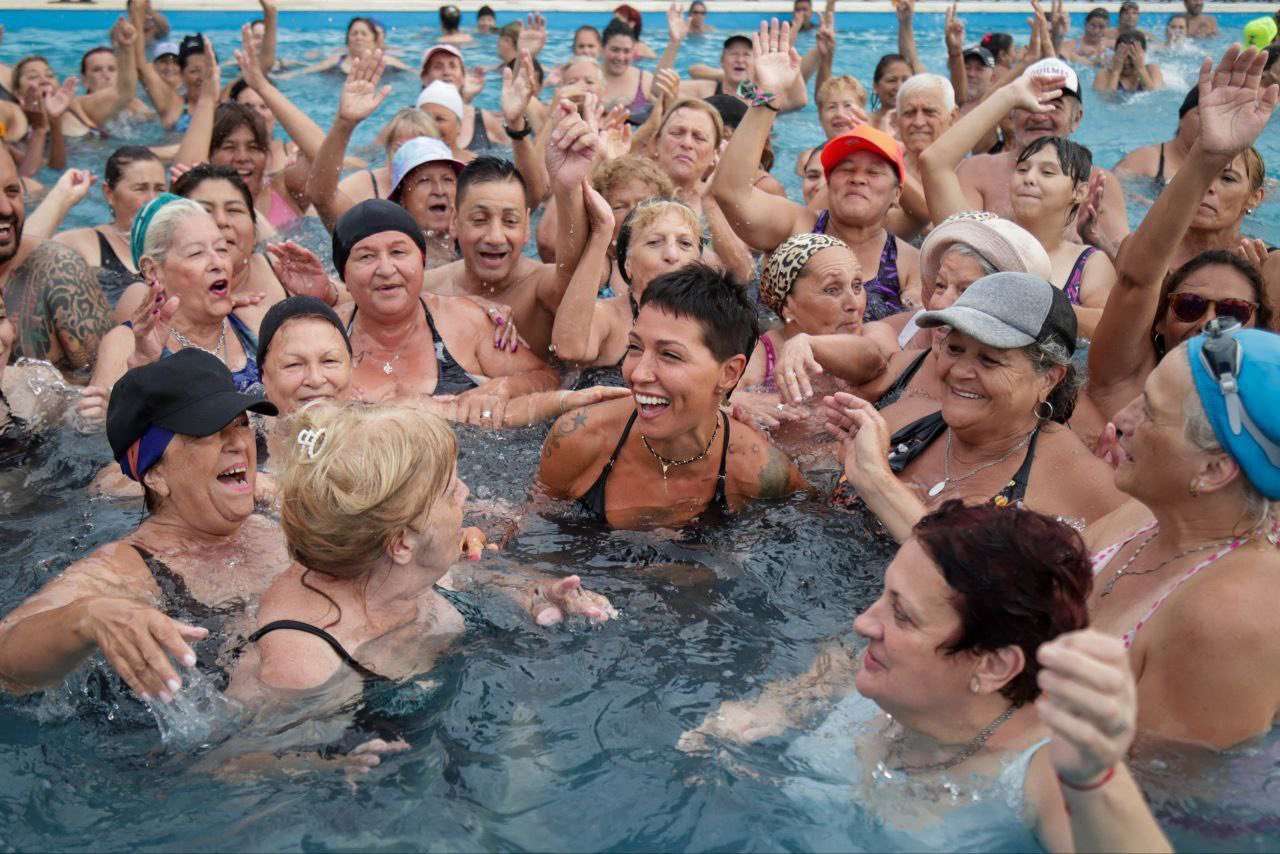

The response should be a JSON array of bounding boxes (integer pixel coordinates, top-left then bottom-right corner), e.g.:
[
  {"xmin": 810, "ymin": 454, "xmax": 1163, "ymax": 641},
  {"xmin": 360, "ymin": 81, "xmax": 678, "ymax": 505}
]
[
  {"xmin": 1100, "ymin": 526, "xmax": 1243, "ymax": 597},
  {"xmin": 884, "ymin": 704, "xmax": 1018, "ymax": 774},
  {"xmin": 642, "ymin": 418, "xmax": 719, "ymax": 479},
  {"xmin": 169, "ymin": 323, "xmax": 227, "ymax": 361},
  {"xmin": 928, "ymin": 428, "xmax": 1035, "ymax": 498}
]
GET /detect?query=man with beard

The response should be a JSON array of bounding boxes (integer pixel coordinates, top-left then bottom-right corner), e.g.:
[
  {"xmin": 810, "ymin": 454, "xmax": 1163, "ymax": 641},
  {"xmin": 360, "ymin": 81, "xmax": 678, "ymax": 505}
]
[
  {"xmin": 0, "ymin": 148, "xmax": 110, "ymax": 374},
  {"xmin": 955, "ymin": 59, "xmax": 1129, "ymax": 246}
]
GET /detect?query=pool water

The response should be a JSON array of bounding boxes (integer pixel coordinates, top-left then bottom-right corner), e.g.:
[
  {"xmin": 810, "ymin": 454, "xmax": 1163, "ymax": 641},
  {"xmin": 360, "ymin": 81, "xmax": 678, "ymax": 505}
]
[{"xmin": 1, "ymin": 10, "xmax": 1278, "ymax": 853}]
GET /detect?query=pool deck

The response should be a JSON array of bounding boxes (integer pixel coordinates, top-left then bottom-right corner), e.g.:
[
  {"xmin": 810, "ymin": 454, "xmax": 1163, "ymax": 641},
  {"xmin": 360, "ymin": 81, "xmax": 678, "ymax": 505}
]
[{"xmin": 1, "ymin": 0, "xmax": 1276, "ymax": 11}]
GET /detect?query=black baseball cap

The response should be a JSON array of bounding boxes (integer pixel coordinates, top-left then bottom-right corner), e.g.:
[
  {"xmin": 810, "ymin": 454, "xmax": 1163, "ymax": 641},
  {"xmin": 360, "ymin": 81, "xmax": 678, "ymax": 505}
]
[
  {"xmin": 107, "ymin": 349, "xmax": 277, "ymax": 459},
  {"xmin": 178, "ymin": 34, "xmax": 205, "ymax": 61},
  {"xmin": 723, "ymin": 34, "xmax": 752, "ymax": 51},
  {"xmin": 916, "ymin": 272, "xmax": 1077, "ymax": 355},
  {"xmin": 963, "ymin": 44, "xmax": 996, "ymax": 68}
]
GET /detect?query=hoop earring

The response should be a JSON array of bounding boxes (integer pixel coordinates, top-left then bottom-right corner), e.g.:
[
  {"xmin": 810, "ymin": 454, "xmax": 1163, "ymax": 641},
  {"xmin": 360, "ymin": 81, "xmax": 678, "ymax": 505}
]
[{"xmin": 1034, "ymin": 399, "xmax": 1055, "ymax": 422}]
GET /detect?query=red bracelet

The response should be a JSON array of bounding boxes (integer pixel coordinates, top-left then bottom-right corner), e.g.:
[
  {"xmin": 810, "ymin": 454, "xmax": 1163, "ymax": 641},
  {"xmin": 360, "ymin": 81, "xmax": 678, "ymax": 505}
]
[{"xmin": 1058, "ymin": 766, "xmax": 1115, "ymax": 792}]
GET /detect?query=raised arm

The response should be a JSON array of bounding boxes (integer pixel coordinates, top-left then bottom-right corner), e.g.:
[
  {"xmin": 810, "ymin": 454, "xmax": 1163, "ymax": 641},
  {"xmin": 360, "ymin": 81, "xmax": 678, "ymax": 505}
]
[
  {"xmin": 710, "ymin": 19, "xmax": 810, "ymax": 253},
  {"xmin": 305, "ymin": 51, "xmax": 391, "ymax": 232},
  {"xmin": 23, "ymin": 168, "xmax": 96, "ymax": 239},
  {"xmin": 257, "ymin": 0, "xmax": 279, "ymax": 75},
  {"xmin": 895, "ymin": 0, "xmax": 923, "ymax": 73},
  {"xmin": 539, "ymin": 100, "xmax": 602, "ymax": 314},
  {"xmin": 502, "ymin": 51, "xmax": 549, "ymax": 206},
  {"xmin": 234, "ymin": 28, "xmax": 325, "ymax": 161},
  {"xmin": 129, "ymin": 0, "xmax": 182, "ymax": 127},
  {"xmin": 944, "ymin": 4, "xmax": 968, "ymax": 106},
  {"xmin": 810, "ymin": 8, "xmax": 836, "ymax": 95},
  {"xmin": 551, "ymin": 179, "xmax": 622, "ymax": 365},
  {"xmin": 79, "ymin": 18, "xmax": 140, "ymax": 128},
  {"xmin": 1088, "ymin": 47, "xmax": 1277, "ymax": 416},
  {"xmin": 656, "ymin": 3, "xmax": 688, "ymax": 75},
  {"xmin": 921, "ymin": 71, "xmax": 1065, "ymax": 222},
  {"xmin": 173, "ymin": 39, "xmax": 221, "ymax": 167}
]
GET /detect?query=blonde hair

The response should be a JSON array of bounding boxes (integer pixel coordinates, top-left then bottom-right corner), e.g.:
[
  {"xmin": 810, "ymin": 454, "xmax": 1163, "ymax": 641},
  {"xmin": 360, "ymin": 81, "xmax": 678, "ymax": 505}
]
[
  {"xmin": 141, "ymin": 198, "xmax": 210, "ymax": 268},
  {"xmin": 280, "ymin": 402, "xmax": 457, "ymax": 581},
  {"xmin": 591, "ymin": 155, "xmax": 675, "ymax": 200},
  {"xmin": 627, "ymin": 197, "xmax": 701, "ymax": 243},
  {"xmin": 375, "ymin": 107, "xmax": 441, "ymax": 152},
  {"xmin": 656, "ymin": 98, "xmax": 725, "ymax": 149},
  {"xmin": 817, "ymin": 75, "xmax": 868, "ymax": 108}
]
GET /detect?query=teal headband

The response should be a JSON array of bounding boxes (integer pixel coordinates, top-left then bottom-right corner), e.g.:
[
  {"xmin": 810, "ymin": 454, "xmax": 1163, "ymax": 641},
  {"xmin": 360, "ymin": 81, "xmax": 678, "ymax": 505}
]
[{"xmin": 131, "ymin": 192, "xmax": 183, "ymax": 269}]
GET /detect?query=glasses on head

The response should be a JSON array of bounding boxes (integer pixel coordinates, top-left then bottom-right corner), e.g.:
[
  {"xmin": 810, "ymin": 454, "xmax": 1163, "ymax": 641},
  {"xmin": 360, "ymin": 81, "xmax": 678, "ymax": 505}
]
[{"xmin": 1169, "ymin": 291, "xmax": 1256, "ymax": 326}]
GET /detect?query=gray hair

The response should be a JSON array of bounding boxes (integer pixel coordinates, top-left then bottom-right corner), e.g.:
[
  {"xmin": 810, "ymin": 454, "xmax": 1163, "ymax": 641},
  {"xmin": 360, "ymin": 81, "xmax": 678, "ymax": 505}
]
[
  {"xmin": 1022, "ymin": 338, "xmax": 1081, "ymax": 423},
  {"xmin": 896, "ymin": 73, "xmax": 956, "ymax": 113},
  {"xmin": 1182, "ymin": 393, "xmax": 1270, "ymax": 522},
  {"xmin": 942, "ymin": 243, "xmax": 999, "ymax": 278},
  {"xmin": 140, "ymin": 197, "xmax": 210, "ymax": 268}
]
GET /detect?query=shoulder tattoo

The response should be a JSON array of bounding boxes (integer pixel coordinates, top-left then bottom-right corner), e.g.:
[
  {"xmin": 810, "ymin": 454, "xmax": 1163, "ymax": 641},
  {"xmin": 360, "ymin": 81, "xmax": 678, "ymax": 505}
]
[
  {"xmin": 543, "ymin": 407, "xmax": 591, "ymax": 458},
  {"xmin": 6, "ymin": 242, "xmax": 110, "ymax": 369},
  {"xmin": 757, "ymin": 443, "xmax": 796, "ymax": 499}
]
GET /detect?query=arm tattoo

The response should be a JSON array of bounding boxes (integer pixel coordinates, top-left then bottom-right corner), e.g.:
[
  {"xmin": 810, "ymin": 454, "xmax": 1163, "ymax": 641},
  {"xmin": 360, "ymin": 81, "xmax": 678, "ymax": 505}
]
[
  {"xmin": 757, "ymin": 445, "xmax": 795, "ymax": 499},
  {"xmin": 543, "ymin": 408, "xmax": 589, "ymax": 458},
  {"xmin": 5, "ymin": 242, "xmax": 110, "ymax": 371}
]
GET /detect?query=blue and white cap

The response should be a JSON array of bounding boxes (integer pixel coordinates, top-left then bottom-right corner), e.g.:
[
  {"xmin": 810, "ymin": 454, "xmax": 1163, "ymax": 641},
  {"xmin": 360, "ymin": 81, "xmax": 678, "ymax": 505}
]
[{"xmin": 389, "ymin": 136, "xmax": 464, "ymax": 200}]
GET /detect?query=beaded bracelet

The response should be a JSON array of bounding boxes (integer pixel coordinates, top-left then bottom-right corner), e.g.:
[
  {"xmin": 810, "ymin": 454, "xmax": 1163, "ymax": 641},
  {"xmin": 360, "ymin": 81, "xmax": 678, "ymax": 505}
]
[
  {"xmin": 737, "ymin": 81, "xmax": 779, "ymax": 111},
  {"xmin": 1057, "ymin": 766, "xmax": 1115, "ymax": 792}
]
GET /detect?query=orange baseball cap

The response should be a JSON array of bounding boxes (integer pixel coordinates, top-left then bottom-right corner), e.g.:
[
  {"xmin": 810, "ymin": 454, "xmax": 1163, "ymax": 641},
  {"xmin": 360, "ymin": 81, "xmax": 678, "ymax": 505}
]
[{"xmin": 820, "ymin": 125, "xmax": 905, "ymax": 183}]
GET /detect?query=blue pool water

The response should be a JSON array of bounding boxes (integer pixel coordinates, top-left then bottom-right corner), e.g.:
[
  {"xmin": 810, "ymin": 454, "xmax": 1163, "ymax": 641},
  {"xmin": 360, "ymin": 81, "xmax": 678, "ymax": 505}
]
[{"xmin": 1, "ymin": 9, "xmax": 1278, "ymax": 852}]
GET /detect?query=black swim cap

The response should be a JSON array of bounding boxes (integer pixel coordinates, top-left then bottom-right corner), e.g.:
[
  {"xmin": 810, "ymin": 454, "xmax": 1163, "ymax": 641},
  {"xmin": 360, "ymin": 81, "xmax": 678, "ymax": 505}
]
[
  {"xmin": 331, "ymin": 199, "xmax": 427, "ymax": 281},
  {"xmin": 257, "ymin": 295, "xmax": 352, "ymax": 369}
]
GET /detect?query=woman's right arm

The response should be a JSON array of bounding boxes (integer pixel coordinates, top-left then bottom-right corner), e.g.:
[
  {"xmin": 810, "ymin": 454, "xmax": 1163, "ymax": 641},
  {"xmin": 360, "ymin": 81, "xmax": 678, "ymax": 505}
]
[
  {"xmin": 550, "ymin": 180, "xmax": 619, "ymax": 366},
  {"xmin": 1088, "ymin": 47, "xmax": 1277, "ymax": 418},
  {"xmin": 173, "ymin": 39, "xmax": 220, "ymax": 167},
  {"xmin": 129, "ymin": 0, "xmax": 182, "ymax": 128}
]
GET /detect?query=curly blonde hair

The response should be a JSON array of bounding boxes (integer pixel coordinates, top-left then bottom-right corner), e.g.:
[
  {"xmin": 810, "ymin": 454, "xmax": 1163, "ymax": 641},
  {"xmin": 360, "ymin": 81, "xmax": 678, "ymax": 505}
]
[
  {"xmin": 591, "ymin": 155, "xmax": 675, "ymax": 200},
  {"xmin": 280, "ymin": 402, "xmax": 457, "ymax": 582},
  {"xmin": 817, "ymin": 75, "xmax": 868, "ymax": 109}
]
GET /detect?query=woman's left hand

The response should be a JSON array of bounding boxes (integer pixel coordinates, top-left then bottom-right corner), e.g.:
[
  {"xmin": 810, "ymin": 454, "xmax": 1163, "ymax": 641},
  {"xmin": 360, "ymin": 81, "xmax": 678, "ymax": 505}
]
[
  {"xmin": 74, "ymin": 385, "xmax": 109, "ymax": 431},
  {"xmin": 823, "ymin": 392, "xmax": 894, "ymax": 489},
  {"xmin": 451, "ymin": 390, "xmax": 508, "ymax": 428},
  {"xmin": 459, "ymin": 526, "xmax": 496, "ymax": 560},
  {"xmin": 528, "ymin": 575, "xmax": 618, "ymax": 625},
  {"xmin": 481, "ymin": 303, "xmax": 524, "ymax": 353},
  {"xmin": 777, "ymin": 332, "xmax": 823, "ymax": 403},
  {"xmin": 267, "ymin": 241, "xmax": 336, "ymax": 304},
  {"xmin": 1035, "ymin": 629, "xmax": 1137, "ymax": 788}
]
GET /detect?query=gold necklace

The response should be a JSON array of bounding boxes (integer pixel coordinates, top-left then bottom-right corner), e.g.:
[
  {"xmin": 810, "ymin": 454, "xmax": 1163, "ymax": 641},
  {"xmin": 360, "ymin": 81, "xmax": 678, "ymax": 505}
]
[{"xmin": 641, "ymin": 418, "xmax": 720, "ymax": 479}]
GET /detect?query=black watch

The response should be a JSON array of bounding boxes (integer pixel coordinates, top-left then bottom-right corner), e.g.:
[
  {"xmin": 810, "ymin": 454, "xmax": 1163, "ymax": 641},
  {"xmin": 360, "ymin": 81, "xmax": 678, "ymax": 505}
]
[{"xmin": 505, "ymin": 123, "xmax": 533, "ymax": 140}]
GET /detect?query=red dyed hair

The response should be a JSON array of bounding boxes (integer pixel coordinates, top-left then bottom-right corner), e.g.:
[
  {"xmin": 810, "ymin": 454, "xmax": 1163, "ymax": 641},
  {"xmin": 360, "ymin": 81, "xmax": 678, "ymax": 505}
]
[{"xmin": 913, "ymin": 500, "xmax": 1093, "ymax": 706}]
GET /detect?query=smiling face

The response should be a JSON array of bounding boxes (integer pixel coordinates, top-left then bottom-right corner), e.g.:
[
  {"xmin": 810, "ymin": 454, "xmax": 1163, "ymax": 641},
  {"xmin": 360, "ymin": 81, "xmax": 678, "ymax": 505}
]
[
  {"xmin": 936, "ymin": 330, "xmax": 1062, "ymax": 434},
  {"xmin": 83, "ymin": 50, "xmax": 117, "ymax": 94},
  {"xmin": 964, "ymin": 55, "xmax": 993, "ymax": 99},
  {"xmin": 346, "ymin": 20, "xmax": 377, "ymax": 55},
  {"xmin": 721, "ymin": 43, "xmax": 753, "ymax": 84},
  {"xmin": 17, "ymin": 59, "xmax": 56, "ymax": 99},
  {"xmin": 456, "ymin": 177, "xmax": 529, "ymax": 285},
  {"xmin": 235, "ymin": 86, "xmax": 275, "ymax": 133},
  {"xmin": 211, "ymin": 125, "xmax": 268, "ymax": 196},
  {"xmin": 1110, "ymin": 350, "xmax": 1203, "ymax": 502},
  {"xmin": 874, "ymin": 60, "xmax": 912, "ymax": 108},
  {"xmin": 181, "ymin": 54, "xmax": 209, "ymax": 97},
  {"xmin": 1189, "ymin": 153, "xmax": 1261, "ymax": 232},
  {"xmin": 926, "ymin": 248, "xmax": 987, "ymax": 312},
  {"xmin": 625, "ymin": 209, "xmax": 702, "ymax": 297},
  {"xmin": 420, "ymin": 104, "xmax": 461, "ymax": 147},
  {"xmin": 624, "ymin": 305, "xmax": 739, "ymax": 439},
  {"xmin": 896, "ymin": 90, "xmax": 953, "ymax": 156},
  {"xmin": 853, "ymin": 539, "xmax": 971, "ymax": 715},
  {"xmin": 156, "ymin": 55, "xmax": 182, "ymax": 89},
  {"xmin": 826, "ymin": 150, "xmax": 901, "ymax": 228},
  {"xmin": 819, "ymin": 90, "xmax": 865, "ymax": 139},
  {"xmin": 344, "ymin": 230, "xmax": 427, "ymax": 322},
  {"xmin": 399, "ymin": 162, "xmax": 458, "ymax": 234},
  {"xmin": 262, "ymin": 317, "xmax": 352, "ymax": 414},
  {"xmin": 603, "ymin": 33, "xmax": 635, "ymax": 75},
  {"xmin": 185, "ymin": 177, "xmax": 256, "ymax": 281},
  {"xmin": 146, "ymin": 212, "xmax": 233, "ymax": 323},
  {"xmin": 784, "ymin": 247, "xmax": 866, "ymax": 335},
  {"xmin": 0, "ymin": 149, "xmax": 23, "ymax": 266},
  {"xmin": 655, "ymin": 107, "xmax": 718, "ymax": 187},
  {"xmin": 1010, "ymin": 146, "xmax": 1083, "ymax": 226},
  {"xmin": 1011, "ymin": 96, "xmax": 1081, "ymax": 148},
  {"xmin": 1158, "ymin": 263, "xmax": 1259, "ymax": 346},
  {"xmin": 423, "ymin": 53, "xmax": 464, "ymax": 88},
  {"xmin": 147, "ymin": 414, "xmax": 257, "ymax": 536}
]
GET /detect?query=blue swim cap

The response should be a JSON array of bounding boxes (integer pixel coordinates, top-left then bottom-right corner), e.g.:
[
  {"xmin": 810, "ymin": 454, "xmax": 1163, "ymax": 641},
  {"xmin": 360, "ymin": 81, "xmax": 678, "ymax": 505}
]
[{"xmin": 1187, "ymin": 326, "xmax": 1280, "ymax": 499}]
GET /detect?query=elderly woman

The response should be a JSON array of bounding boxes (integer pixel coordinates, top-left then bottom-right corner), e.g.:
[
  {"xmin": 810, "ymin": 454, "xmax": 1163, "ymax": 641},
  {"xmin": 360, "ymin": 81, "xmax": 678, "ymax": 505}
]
[
  {"xmin": 922, "ymin": 70, "xmax": 1116, "ymax": 336},
  {"xmin": 89, "ymin": 195, "xmax": 262, "ymax": 397},
  {"xmin": 1087, "ymin": 323, "xmax": 1280, "ymax": 747},
  {"xmin": 330, "ymin": 199, "xmax": 557, "ymax": 406},
  {"xmin": 714, "ymin": 22, "xmax": 922, "ymax": 320},
  {"xmin": 681, "ymin": 500, "xmax": 1170, "ymax": 852},
  {"xmin": 1087, "ymin": 47, "xmax": 1274, "ymax": 423},
  {"xmin": 539, "ymin": 264, "xmax": 807, "ymax": 530},
  {"xmin": 816, "ymin": 76, "xmax": 869, "ymax": 140},
  {"xmin": 257, "ymin": 296, "xmax": 627, "ymax": 425},
  {"xmin": 239, "ymin": 402, "xmax": 613, "ymax": 700},
  {"xmin": 337, "ymin": 107, "xmax": 440, "ymax": 204},
  {"xmin": 829, "ymin": 272, "xmax": 1125, "ymax": 541},
  {"xmin": 0, "ymin": 350, "xmax": 286, "ymax": 703}
]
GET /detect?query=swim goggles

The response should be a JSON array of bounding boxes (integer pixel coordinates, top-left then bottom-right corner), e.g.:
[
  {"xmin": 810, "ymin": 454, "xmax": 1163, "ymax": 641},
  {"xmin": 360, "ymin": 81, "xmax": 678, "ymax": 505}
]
[{"xmin": 1198, "ymin": 317, "xmax": 1280, "ymax": 467}]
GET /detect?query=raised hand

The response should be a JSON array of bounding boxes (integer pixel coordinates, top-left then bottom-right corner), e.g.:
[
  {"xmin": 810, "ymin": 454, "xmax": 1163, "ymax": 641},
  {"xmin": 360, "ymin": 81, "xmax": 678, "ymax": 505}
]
[
  {"xmin": 545, "ymin": 98, "xmax": 600, "ymax": 191},
  {"xmin": 338, "ymin": 50, "xmax": 391, "ymax": 125},
  {"xmin": 894, "ymin": 0, "xmax": 914, "ymax": 25},
  {"xmin": 517, "ymin": 12, "xmax": 548, "ymax": 56},
  {"xmin": 1234, "ymin": 237, "xmax": 1269, "ymax": 272},
  {"xmin": 52, "ymin": 168, "xmax": 97, "ymax": 206},
  {"xmin": 43, "ymin": 77, "xmax": 78, "ymax": 121},
  {"xmin": 199, "ymin": 38, "xmax": 221, "ymax": 103},
  {"xmin": 266, "ymin": 241, "xmax": 335, "ymax": 303},
  {"xmin": 112, "ymin": 17, "xmax": 138, "ymax": 49},
  {"xmin": 1036, "ymin": 630, "xmax": 1137, "ymax": 788},
  {"xmin": 1006, "ymin": 69, "xmax": 1066, "ymax": 113},
  {"xmin": 528, "ymin": 575, "xmax": 618, "ymax": 625},
  {"xmin": 127, "ymin": 282, "xmax": 179, "ymax": 370},
  {"xmin": 751, "ymin": 18, "xmax": 801, "ymax": 96},
  {"xmin": 1076, "ymin": 171, "xmax": 1107, "ymax": 247},
  {"xmin": 649, "ymin": 67, "xmax": 680, "ymax": 114},
  {"xmin": 500, "ymin": 49, "xmax": 536, "ymax": 127},
  {"xmin": 235, "ymin": 24, "xmax": 268, "ymax": 91},
  {"xmin": 461, "ymin": 65, "xmax": 486, "ymax": 102},
  {"xmin": 1195, "ymin": 46, "xmax": 1278, "ymax": 157},
  {"xmin": 817, "ymin": 11, "xmax": 837, "ymax": 58},
  {"xmin": 944, "ymin": 3, "xmax": 965, "ymax": 54},
  {"xmin": 583, "ymin": 177, "xmax": 616, "ymax": 238},
  {"xmin": 599, "ymin": 104, "xmax": 633, "ymax": 159},
  {"xmin": 1030, "ymin": 0, "xmax": 1055, "ymax": 58},
  {"xmin": 667, "ymin": 2, "xmax": 689, "ymax": 42}
]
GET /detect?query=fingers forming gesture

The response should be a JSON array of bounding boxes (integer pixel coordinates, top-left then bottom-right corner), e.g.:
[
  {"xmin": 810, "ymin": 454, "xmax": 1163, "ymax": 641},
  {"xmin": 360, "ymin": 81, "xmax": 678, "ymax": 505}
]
[{"xmin": 338, "ymin": 50, "xmax": 391, "ymax": 125}]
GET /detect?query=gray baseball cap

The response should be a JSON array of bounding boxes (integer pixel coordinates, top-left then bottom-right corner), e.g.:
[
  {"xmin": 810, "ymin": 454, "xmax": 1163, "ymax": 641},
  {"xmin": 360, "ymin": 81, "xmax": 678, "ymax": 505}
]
[{"xmin": 917, "ymin": 272, "xmax": 1077, "ymax": 355}]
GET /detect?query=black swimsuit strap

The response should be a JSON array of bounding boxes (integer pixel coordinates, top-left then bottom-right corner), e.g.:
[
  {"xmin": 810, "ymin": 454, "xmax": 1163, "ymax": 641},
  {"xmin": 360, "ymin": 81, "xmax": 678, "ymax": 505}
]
[
  {"xmin": 713, "ymin": 411, "xmax": 731, "ymax": 512},
  {"xmin": 248, "ymin": 619, "xmax": 384, "ymax": 681},
  {"xmin": 875, "ymin": 349, "xmax": 930, "ymax": 410},
  {"xmin": 129, "ymin": 545, "xmax": 233, "ymax": 620},
  {"xmin": 992, "ymin": 425, "xmax": 1043, "ymax": 506},
  {"xmin": 885, "ymin": 410, "xmax": 947, "ymax": 473}
]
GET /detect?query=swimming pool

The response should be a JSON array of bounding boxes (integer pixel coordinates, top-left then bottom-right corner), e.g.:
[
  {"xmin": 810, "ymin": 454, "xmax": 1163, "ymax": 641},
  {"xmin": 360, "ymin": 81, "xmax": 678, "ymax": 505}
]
[{"xmin": 2, "ymin": 9, "xmax": 1279, "ymax": 852}]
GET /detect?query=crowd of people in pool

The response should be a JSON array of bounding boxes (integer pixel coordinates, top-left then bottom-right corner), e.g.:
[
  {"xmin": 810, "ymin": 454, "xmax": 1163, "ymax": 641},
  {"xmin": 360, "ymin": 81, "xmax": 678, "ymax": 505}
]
[{"xmin": 0, "ymin": 0, "xmax": 1277, "ymax": 846}]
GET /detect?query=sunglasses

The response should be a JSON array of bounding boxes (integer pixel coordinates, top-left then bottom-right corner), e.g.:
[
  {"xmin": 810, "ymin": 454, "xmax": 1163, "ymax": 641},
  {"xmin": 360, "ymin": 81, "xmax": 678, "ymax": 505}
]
[{"xmin": 1168, "ymin": 292, "xmax": 1256, "ymax": 326}]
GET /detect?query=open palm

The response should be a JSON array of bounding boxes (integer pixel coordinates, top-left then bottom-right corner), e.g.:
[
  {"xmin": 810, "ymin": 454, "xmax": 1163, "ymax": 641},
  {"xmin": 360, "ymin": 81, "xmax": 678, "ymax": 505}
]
[
  {"xmin": 1196, "ymin": 46, "xmax": 1278, "ymax": 157},
  {"xmin": 751, "ymin": 19, "xmax": 800, "ymax": 94},
  {"xmin": 339, "ymin": 51, "xmax": 391, "ymax": 124}
]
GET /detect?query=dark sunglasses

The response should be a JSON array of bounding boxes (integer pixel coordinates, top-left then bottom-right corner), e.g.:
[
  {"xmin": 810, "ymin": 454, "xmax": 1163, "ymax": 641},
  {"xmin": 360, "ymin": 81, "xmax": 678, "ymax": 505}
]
[{"xmin": 1169, "ymin": 292, "xmax": 1256, "ymax": 326}]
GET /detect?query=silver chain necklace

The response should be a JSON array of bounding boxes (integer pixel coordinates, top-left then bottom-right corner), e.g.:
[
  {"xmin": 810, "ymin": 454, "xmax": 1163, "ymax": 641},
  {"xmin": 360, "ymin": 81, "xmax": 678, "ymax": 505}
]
[
  {"xmin": 885, "ymin": 705, "xmax": 1018, "ymax": 774},
  {"xmin": 1099, "ymin": 526, "xmax": 1242, "ymax": 597},
  {"xmin": 928, "ymin": 429, "xmax": 1035, "ymax": 498},
  {"xmin": 641, "ymin": 418, "xmax": 719, "ymax": 479},
  {"xmin": 169, "ymin": 323, "xmax": 226, "ymax": 360}
]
